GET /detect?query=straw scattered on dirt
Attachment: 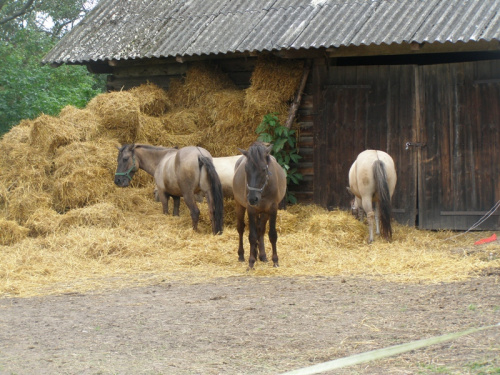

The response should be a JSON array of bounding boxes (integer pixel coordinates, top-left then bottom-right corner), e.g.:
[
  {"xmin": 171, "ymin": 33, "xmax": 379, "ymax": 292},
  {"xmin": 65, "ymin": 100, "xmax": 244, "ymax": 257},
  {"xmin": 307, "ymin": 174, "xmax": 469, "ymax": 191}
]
[{"xmin": 0, "ymin": 57, "xmax": 498, "ymax": 298}]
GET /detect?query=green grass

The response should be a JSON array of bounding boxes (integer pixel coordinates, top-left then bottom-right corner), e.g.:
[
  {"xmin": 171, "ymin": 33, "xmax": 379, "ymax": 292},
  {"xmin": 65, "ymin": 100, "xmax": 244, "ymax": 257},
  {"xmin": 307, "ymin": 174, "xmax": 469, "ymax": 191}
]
[{"xmin": 466, "ymin": 360, "xmax": 500, "ymax": 374}]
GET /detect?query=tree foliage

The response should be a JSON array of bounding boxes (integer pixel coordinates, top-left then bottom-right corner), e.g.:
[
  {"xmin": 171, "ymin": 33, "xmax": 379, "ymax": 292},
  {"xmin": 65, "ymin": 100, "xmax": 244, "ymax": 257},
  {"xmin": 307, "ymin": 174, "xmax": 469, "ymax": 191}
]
[
  {"xmin": 0, "ymin": 0, "xmax": 97, "ymax": 39},
  {"xmin": 0, "ymin": 0, "xmax": 104, "ymax": 135}
]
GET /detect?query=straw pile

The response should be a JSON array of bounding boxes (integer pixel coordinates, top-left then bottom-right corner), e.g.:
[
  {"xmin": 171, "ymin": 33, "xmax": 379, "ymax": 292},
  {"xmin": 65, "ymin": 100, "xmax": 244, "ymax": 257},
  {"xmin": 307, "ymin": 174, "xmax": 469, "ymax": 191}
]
[
  {"xmin": 129, "ymin": 82, "xmax": 172, "ymax": 116},
  {"xmin": 1, "ymin": 57, "xmax": 498, "ymax": 298}
]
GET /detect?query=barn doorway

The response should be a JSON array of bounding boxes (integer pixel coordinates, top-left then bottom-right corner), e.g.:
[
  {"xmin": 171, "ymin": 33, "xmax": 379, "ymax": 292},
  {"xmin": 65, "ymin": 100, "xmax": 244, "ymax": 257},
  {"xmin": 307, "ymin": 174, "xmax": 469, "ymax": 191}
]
[{"xmin": 312, "ymin": 58, "xmax": 500, "ymax": 230}]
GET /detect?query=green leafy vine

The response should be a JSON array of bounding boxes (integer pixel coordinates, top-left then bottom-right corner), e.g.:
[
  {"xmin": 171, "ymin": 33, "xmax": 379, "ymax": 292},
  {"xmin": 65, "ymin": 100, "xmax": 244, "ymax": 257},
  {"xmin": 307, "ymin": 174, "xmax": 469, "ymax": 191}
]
[{"xmin": 256, "ymin": 113, "xmax": 303, "ymax": 204}]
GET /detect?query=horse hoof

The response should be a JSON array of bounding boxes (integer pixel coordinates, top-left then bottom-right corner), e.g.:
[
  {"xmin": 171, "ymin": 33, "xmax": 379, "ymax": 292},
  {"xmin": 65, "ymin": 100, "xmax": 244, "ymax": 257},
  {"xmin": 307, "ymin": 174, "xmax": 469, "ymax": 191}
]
[
  {"xmin": 273, "ymin": 263, "xmax": 279, "ymax": 268},
  {"xmin": 259, "ymin": 256, "xmax": 268, "ymax": 262}
]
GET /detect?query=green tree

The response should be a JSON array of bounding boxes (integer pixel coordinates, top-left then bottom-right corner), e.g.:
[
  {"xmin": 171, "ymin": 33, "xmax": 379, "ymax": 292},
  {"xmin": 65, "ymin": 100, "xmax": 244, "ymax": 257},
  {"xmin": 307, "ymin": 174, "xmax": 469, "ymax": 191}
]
[
  {"xmin": 1, "ymin": 0, "xmax": 98, "ymax": 39},
  {"xmin": 0, "ymin": 0, "xmax": 104, "ymax": 135}
]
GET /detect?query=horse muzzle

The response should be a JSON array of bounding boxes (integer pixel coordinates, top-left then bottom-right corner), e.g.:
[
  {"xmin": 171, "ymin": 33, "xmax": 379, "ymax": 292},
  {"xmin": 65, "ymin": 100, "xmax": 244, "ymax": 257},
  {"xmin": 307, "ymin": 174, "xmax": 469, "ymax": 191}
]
[
  {"xmin": 247, "ymin": 192, "xmax": 261, "ymax": 206},
  {"xmin": 114, "ymin": 175, "xmax": 131, "ymax": 187}
]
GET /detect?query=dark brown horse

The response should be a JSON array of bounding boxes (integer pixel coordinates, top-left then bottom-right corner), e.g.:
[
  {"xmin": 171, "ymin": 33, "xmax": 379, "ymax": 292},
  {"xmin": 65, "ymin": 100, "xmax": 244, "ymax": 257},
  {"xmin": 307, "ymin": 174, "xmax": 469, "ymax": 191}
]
[
  {"xmin": 115, "ymin": 144, "xmax": 224, "ymax": 235},
  {"xmin": 233, "ymin": 142, "xmax": 287, "ymax": 268}
]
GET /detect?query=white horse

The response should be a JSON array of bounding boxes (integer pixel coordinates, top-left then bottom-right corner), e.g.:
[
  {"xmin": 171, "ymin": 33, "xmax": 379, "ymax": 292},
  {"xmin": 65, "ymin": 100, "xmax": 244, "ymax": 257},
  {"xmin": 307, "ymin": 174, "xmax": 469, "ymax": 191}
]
[
  {"xmin": 348, "ymin": 150, "xmax": 397, "ymax": 243},
  {"xmin": 212, "ymin": 155, "xmax": 243, "ymax": 198}
]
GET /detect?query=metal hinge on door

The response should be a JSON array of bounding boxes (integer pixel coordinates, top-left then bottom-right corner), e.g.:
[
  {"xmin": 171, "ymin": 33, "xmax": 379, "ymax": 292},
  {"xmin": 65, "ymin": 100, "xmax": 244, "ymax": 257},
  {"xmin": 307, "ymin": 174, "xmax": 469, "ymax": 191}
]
[{"xmin": 405, "ymin": 141, "xmax": 426, "ymax": 150}]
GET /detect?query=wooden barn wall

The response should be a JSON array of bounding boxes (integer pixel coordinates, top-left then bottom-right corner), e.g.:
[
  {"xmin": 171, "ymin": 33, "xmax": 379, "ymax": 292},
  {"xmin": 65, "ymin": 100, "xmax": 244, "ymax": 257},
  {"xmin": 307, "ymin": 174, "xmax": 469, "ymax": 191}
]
[
  {"xmin": 288, "ymin": 85, "xmax": 314, "ymax": 202},
  {"xmin": 106, "ymin": 58, "xmax": 257, "ymax": 92},
  {"xmin": 311, "ymin": 58, "xmax": 500, "ymax": 230},
  {"xmin": 311, "ymin": 60, "xmax": 416, "ymax": 225},
  {"xmin": 417, "ymin": 60, "xmax": 500, "ymax": 230}
]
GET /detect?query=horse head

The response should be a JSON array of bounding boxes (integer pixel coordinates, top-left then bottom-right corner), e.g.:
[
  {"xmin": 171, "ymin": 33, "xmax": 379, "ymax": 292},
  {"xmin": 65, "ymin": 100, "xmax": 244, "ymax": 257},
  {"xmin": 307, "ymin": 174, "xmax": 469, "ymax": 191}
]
[
  {"xmin": 238, "ymin": 143, "xmax": 273, "ymax": 206},
  {"xmin": 114, "ymin": 144, "xmax": 138, "ymax": 187}
]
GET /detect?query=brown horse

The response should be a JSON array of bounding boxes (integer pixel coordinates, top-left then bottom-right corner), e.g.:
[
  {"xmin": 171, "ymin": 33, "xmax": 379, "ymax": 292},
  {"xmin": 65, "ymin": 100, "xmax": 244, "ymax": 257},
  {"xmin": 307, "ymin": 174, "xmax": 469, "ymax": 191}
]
[
  {"xmin": 233, "ymin": 142, "xmax": 287, "ymax": 268},
  {"xmin": 348, "ymin": 149, "xmax": 397, "ymax": 243},
  {"xmin": 114, "ymin": 144, "xmax": 181, "ymax": 213},
  {"xmin": 116, "ymin": 144, "xmax": 240, "ymax": 201},
  {"xmin": 115, "ymin": 144, "xmax": 224, "ymax": 235}
]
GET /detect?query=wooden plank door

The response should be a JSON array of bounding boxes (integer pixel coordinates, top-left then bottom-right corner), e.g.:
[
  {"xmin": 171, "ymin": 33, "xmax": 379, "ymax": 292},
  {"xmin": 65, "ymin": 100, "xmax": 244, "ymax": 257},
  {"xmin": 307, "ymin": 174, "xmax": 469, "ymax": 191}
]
[
  {"xmin": 418, "ymin": 60, "xmax": 500, "ymax": 230},
  {"xmin": 313, "ymin": 63, "xmax": 417, "ymax": 225}
]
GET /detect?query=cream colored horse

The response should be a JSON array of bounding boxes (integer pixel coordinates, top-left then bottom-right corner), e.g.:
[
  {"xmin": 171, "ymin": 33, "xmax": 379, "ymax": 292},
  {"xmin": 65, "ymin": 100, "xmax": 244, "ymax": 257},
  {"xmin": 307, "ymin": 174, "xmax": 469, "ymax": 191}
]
[
  {"xmin": 212, "ymin": 155, "xmax": 243, "ymax": 198},
  {"xmin": 348, "ymin": 150, "xmax": 397, "ymax": 243}
]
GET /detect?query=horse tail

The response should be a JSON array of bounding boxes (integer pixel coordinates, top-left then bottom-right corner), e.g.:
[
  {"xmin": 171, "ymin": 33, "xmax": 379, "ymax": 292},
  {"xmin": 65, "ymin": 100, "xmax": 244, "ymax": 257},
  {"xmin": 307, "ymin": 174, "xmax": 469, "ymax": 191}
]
[
  {"xmin": 198, "ymin": 156, "xmax": 224, "ymax": 234},
  {"xmin": 373, "ymin": 160, "xmax": 392, "ymax": 240}
]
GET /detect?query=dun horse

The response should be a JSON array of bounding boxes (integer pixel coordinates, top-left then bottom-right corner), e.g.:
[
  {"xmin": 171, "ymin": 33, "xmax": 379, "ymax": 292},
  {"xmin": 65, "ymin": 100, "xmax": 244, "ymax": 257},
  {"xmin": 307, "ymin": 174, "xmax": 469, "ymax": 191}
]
[
  {"xmin": 115, "ymin": 144, "xmax": 240, "ymax": 200},
  {"xmin": 233, "ymin": 142, "xmax": 286, "ymax": 268},
  {"xmin": 348, "ymin": 149, "xmax": 397, "ymax": 243},
  {"xmin": 114, "ymin": 144, "xmax": 224, "ymax": 235}
]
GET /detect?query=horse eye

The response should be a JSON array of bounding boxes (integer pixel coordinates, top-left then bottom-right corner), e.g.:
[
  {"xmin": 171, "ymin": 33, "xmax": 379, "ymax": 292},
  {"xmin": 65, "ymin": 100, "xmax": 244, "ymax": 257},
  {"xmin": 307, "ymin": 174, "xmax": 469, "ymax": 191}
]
[{"xmin": 123, "ymin": 157, "xmax": 129, "ymax": 162}]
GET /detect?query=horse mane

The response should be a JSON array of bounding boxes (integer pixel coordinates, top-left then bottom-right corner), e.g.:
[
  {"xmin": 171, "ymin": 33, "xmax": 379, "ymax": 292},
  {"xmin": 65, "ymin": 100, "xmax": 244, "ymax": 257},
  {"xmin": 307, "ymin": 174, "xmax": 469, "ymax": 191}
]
[
  {"xmin": 247, "ymin": 142, "xmax": 270, "ymax": 166},
  {"xmin": 134, "ymin": 144, "xmax": 177, "ymax": 151}
]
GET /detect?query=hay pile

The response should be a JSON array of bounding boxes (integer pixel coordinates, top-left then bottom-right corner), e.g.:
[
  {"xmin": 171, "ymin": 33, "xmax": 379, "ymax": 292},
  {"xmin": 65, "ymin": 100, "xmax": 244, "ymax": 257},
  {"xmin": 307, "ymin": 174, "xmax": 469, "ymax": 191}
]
[{"xmin": 1, "ymin": 57, "xmax": 498, "ymax": 298}]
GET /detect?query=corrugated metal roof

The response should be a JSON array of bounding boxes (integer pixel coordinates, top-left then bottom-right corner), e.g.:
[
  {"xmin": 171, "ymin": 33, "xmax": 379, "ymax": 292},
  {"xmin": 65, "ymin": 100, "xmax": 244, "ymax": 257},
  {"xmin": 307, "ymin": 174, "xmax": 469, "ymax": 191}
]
[{"xmin": 42, "ymin": 0, "xmax": 500, "ymax": 65}]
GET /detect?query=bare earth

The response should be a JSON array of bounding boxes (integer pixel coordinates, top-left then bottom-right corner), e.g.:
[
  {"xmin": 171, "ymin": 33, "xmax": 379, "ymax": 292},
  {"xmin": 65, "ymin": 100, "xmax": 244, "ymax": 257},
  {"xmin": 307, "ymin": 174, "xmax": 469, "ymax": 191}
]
[{"xmin": 1, "ymin": 275, "xmax": 499, "ymax": 375}]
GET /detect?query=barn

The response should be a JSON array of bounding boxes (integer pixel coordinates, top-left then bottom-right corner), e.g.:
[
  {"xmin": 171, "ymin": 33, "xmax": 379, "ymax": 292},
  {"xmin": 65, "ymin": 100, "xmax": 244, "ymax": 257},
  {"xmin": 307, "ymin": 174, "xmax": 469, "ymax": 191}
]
[{"xmin": 42, "ymin": 0, "xmax": 500, "ymax": 231}]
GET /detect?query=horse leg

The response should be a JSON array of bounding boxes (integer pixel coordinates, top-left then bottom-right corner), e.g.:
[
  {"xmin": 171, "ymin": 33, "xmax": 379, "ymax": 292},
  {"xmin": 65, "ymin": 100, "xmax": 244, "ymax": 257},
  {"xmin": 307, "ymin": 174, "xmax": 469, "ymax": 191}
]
[
  {"xmin": 172, "ymin": 196, "xmax": 181, "ymax": 216},
  {"xmin": 361, "ymin": 197, "xmax": 375, "ymax": 243},
  {"xmin": 247, "ymin": 210, "xmax": 259, "ymax": 269},
  {"xmin": 183, "ymin": 193, "xmax": 200, "ymax": 231},
  {"xmin": 257, "ymin": 213, "xmax": 269, "ymax": 262},
  {"xmin": 158, "ymin": 190, "xmax": 170, "ymax": 215},
  {"xmin": 268, "ymin": 210, "xmax": 279, "ymax": 267},
  {"xmin": 235, "ymin": 203, "xmax": 246, "ymax": 262},
  {"xmin": 356, "ymin": 197, "xmax": 364, "ymax": 221},
  {"xmin": 375, "ymin": 201, "xmax": 381, "ymax": 235},
  {"xmin": 204, "ymin": 191, "xmax": 216, "ymax": 234}
]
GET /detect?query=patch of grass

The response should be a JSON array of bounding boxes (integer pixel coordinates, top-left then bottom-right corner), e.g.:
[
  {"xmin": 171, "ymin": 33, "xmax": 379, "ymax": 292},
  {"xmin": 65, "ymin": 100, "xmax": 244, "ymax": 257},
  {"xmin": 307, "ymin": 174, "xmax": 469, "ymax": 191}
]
[
  {"xmin": 466, "ymin": 360, "xmax": 500, "ymax": 374},
  {"xmin": 417, "ymin": 363, "xmax": 453, "ymax": 374},
  {"xmin": 468, "ymin": 304, "xmax": 478, "ymax": 311}
]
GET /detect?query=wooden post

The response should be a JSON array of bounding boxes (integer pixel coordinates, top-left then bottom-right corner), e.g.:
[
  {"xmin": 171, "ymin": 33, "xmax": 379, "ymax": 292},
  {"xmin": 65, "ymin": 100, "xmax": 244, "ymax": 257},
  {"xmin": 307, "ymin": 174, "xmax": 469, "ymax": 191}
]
[{"xmin": 285, "ymin": 59, "xmax": 312, "ymax": 129}]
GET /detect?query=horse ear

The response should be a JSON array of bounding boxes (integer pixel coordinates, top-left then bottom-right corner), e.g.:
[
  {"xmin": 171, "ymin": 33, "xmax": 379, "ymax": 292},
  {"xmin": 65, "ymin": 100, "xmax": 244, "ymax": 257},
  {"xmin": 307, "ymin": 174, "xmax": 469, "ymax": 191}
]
[
  {"xmin": 237, "ymin": 148, "xmax": 248, "ymax": 157},
  {"xmin": 266, "ymin": 144, "xmax": 273, "ymax": 155}
]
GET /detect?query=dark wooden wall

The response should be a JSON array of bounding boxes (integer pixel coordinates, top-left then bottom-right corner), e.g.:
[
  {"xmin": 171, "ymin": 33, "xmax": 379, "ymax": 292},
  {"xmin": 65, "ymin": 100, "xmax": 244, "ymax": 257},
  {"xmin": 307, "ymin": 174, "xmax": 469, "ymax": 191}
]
[
  {"xmin": 418, "ymin": 60, "xmax": 500, "ymax": 230},
  {"xmin": 311, "ymin": 58, "xmax": 499, "ymax": 230},
  {"xmin": 311, "ymin": 60, "xmax": 416, "ymax": 225},
  {"xmin": 106, "ymin": 57, "xmax": 257, "ymax": 91}
]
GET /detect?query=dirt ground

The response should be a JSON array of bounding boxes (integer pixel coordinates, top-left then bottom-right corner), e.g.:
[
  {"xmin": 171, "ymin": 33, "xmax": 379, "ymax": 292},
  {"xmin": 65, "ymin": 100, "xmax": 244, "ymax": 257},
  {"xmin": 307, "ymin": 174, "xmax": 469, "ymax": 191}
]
[{"xmin": 0, "ymin": 275, "xmax": 499, "ymax": 375}]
